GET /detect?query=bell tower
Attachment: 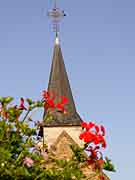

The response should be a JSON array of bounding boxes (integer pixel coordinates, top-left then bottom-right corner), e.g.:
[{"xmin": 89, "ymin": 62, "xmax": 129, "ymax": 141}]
[{"xmin": 42, "ymin": 1, "xmax": 83, "ymax": 158}]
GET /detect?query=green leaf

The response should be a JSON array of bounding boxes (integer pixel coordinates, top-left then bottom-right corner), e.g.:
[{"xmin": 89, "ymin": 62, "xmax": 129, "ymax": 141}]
[
  {"xmin": 26, "ymin": 98, "xmax": 34, "ymax": 106},
  {"xmin": 103, "ymin": 157, "xmax": 116, "ymax": 172},
  {"xmin": 0, "ymin": 96, "xmax": 13, "ymax": 105}
]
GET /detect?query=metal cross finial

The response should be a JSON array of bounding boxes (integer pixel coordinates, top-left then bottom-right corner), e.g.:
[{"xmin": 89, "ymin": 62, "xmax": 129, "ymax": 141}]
[{"xmin": 48, "ymin": 0, "xmax": 66, "ymax": 36}]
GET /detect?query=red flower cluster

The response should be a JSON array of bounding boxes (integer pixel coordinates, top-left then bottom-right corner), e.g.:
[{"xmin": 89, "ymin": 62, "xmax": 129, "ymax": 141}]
[
  {"xmin": 80, "ymin": 122, "xmax": 107, "ymax": 170},
  {"xmin": 19, "ymin": 98, "xmax": 27, "ymax": 110},
  {"xmin": 42, "ymin": 90, "xmax": 68, "ymax": 113},
  {"xmin": 79, "ymin": 122, "xmax": 106, "ymax": 148},
  {"xmin": 0, "ymin": 97, "xmax": 27, "ymax": 120}
]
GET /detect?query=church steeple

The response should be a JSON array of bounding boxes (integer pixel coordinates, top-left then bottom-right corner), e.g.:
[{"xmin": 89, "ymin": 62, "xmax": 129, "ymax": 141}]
[
  {"xmin": 48, "ymin": 35, "xmax": 76, "ymax": 114},
  {"xmin": 43, "ymin": 2, "xmax": 82, "ymax": 127},
  {"xmin": 44, "ymin": 35, "xmax": 82, "ymax": 126}
]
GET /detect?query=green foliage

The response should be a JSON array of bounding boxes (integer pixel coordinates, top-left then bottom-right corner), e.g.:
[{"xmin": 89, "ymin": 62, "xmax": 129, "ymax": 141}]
[
  {"xmin": 70, "ymin": 145, "xmax": 86, "ymax": 163},
  {"xmin": 0, "ymin": 96, "xmax": 13, "ymax": 105},
  {"xmin": 103, "ymin": 157, "xmax": 116, "ymax": 172},
  {"xmin": 54, "ymin": 160, "xmax": 85, "ymax": 180},
  {"xmin": 0, "ymin": 96, "xmax": 85, "ymax": 180}
]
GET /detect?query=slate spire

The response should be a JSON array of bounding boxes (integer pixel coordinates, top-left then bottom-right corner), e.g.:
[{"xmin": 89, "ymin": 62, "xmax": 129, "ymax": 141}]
[
  {"xmin": 43, "ymin": 2, "xmax": 82, "ymax": 127},
  {"xmin": 44, "ymin": 35, "xmax": 82, "ymax": 126}
]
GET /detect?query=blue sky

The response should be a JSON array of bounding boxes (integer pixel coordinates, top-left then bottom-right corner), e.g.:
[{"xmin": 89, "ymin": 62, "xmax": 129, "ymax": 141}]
[{"xmin": 0, "ymin": 0, "xmax": 135, "ymax": 179}]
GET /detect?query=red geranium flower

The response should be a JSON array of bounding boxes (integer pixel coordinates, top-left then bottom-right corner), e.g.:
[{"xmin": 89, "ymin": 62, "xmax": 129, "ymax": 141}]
[
  {"xmin": 56, "ymin": 96, "xmax": 68, "ymax": 113},
  {"xmin": 19, "ymin": 98, "xmax": 27, "ymax": 110},
  {"xmin": 79, "ymin": 132, "xmax": 85, "ymax": 140},
  {"xmin": 44, "ymin": 99, "xmax": 55, "ymax": 109},
  {"xmin": 101, "ymin": 137, "xmax": 106, "ymax": 148},
  {"xmin": 80, "ymin": 121, "xmax": 107, "ymax": 148},
  {"xmin": 93, "ymin": 134, "xmax": 107, "ymax": 148},
  {"xmin": 101, "ymin": 125, "xmax": 106, "ymax": 136},
  {"xmin": 84, "ymin": 131, "xmax": 93, "ymax": 143},
  {"xmin": 95, "ymin": 125, "xmax": 100, "ymax": 134},
  {"xmin": 81, "ymin": 122, "xmax": 95, "ymax": 131},
  {"xmin": 42, "ymin": 90, "xmax": 68, "ymax": 113},
  {"xmin": 79, "ymin": 131, "xmax": 95, "ymax": 143},
  {"xmin": 93, "ymin": 135, "xmax": 100, "ymax": 145},
  {"xmin": 56, "ymin": 103, "xmax": 66, "ymax": 113},
  {"xmin": 42, "ymin": 91, "xmax": 56, "ymax": 110},
  {"xmin": 42, "ymin": 90, "xmax": 50, "ymax": 100},
  {"xmin": 60, "ymin": 96, "xmax": 68, "ymax": 104}
]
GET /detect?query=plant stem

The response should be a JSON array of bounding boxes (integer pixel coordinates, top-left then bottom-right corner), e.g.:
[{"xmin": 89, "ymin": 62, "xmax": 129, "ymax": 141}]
[
  {"xmin": 34, "ymin": 173, "xmax": 44, "ymax": 180},
  {"xmin": 22, "ymin": 110, "xmax": 30, "ymax": 123},
  {"xmin": 15, "ymin": 151, "xmax": 23, "ymax": 164}
]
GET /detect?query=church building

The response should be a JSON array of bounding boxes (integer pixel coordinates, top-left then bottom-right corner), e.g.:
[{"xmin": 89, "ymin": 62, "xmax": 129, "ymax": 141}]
[{"xmin": 40, "ymin": 2, "xmax": 110, "ymax": 180}]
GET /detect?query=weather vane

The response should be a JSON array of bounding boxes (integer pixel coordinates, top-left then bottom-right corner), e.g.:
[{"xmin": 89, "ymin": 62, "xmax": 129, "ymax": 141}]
[{"xmin": 48, "ymin": 0, "xmax": 66, "ymax": 36}]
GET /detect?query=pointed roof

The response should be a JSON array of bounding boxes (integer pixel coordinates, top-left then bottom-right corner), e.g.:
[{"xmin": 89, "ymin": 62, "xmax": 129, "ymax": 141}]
[{"xmin": 44, "ymin": 35, "xmax": 82, "ymax": 127}]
